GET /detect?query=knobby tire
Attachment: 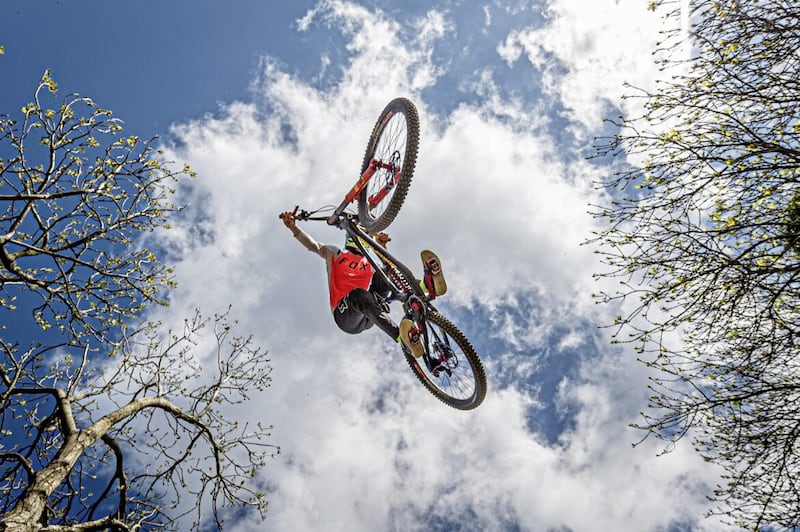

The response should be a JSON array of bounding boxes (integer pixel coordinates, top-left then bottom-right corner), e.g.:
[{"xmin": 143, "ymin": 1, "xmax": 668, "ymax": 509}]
[
  {"xmin": 404, "ymin": 311, "xmax": 487, "ymax": 410},
  {"xmin": 358, "ymin": 97, "xmax": 420, "ymax": 232}
]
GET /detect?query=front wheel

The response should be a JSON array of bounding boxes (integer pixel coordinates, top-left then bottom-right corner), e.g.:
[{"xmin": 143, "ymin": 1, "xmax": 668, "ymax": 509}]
[
  {"xmin": 358, "ymin": 98, "xmax": 419, "ymax": 232},
  {"xmin": 404, "ymin": 311, "xmax": 487, "ymax": 410}
]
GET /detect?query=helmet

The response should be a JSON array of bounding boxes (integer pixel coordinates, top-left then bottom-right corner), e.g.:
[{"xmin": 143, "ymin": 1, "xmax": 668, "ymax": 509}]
[{"xmin": 344, "ymin": 235, "xmax": 362, "ymax": 254}]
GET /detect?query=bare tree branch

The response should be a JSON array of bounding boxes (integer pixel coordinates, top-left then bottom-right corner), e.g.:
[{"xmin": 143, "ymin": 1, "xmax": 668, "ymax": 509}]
[
  {"xmin": 1, "ymin": 311, "xmax": 277, "ymax": 532},
  {"xmin": 1, "ymin": 72, "xmax": 277, "ymax": 531}
]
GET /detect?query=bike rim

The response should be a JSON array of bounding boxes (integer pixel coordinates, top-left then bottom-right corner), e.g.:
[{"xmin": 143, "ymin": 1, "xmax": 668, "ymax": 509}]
[{"xmin": 362, "ymin": 112, "xmax": 408, "ymax": 225}]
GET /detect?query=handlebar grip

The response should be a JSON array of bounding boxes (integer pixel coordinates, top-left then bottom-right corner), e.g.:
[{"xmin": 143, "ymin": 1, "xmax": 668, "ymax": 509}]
[{"xmin": 279, "ymin": 206, "xmax": 300, "ymax": 220}]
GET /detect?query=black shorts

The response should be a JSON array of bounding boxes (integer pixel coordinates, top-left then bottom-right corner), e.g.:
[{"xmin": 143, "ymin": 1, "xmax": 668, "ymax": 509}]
[{"xmin": 332, "ymin": 286, "xmax": 398, "ymax": 339}]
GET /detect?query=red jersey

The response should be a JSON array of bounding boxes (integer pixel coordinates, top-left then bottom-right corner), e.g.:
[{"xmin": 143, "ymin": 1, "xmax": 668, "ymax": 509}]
[{"xmin": 329, "ymin": 251, "xmax": 373, "ymax": 308}]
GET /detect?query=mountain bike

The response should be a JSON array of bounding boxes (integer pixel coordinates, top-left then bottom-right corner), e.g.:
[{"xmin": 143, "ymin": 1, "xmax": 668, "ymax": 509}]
[{"xmin": 283, "ymin": 98, "xmax": 486, "ymax": 410}]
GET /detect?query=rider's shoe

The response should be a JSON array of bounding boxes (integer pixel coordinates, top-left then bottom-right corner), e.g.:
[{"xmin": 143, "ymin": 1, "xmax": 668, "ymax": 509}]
[
  {"xmin": 420, "ymin": 250, "xmax": 447, "ymax": 298},
  {"xmin": 399, "ymin": 318, "xmax": 424, "ymax": 358}
]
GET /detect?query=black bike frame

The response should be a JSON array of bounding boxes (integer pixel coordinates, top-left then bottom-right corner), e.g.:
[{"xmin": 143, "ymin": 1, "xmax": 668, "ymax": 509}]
[
  {"xmin": 288, "ymin": 207, "xmax": 448, "ymax": 374},
  {"xmin": 336, "ymin": 215, "xmax": 424, "ymax": 302},
  {"xmin": 329, "ymin": 213, "xmax": 448, "ymax": 373}
]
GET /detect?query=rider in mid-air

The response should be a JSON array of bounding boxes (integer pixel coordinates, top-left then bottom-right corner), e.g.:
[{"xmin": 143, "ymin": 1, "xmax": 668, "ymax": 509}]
[{"xmin": 281, "ymin": 209, "xmax": 445, "ymax": 357}]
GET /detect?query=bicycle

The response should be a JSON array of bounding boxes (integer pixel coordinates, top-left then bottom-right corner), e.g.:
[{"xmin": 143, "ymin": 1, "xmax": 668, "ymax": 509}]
[{"xmin": 282, "ymin": 98, "xmax": 487, "ymax": 410}]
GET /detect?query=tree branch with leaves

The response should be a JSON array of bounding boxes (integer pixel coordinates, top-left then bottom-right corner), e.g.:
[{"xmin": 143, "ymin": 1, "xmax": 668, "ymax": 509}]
[
  {"xmin": 0, "ymin": 70, "xmax": 195, "ymax": 345},
  {"xmin": 593, "ymin": 0, "xmax": 800, "ymax": 528}
]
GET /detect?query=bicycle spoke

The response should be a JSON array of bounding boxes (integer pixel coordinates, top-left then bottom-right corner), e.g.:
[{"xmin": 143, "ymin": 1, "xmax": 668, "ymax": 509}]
[
  {"xmin": 367, "ymin": 115, "xmax": 407, "ymax": 215},
  {"xmin": 421, "ymin": 325, "xmax": 479, "ymax": 401}
]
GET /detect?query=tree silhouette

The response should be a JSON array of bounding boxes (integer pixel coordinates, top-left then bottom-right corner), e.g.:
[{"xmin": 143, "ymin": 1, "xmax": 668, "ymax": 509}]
[
  {"xmin": 593, "ymin": 1, "xmax": 800, "ymax": 528},
  {"xmin": 0, "ymin": 72, "xmax": 277, "ymax": 531}
]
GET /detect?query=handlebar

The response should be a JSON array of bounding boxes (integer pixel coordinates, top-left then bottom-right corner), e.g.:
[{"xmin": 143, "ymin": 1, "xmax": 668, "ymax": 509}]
[
  {"xmin": 278, "ymin": 205, "xmax": 328, "ymax": 222},
  {"xmin": 279, "ymin": 205, "xmax": 350, "ymax": 223},
  {"xmin": 279, "ymin": 206, "xmax": 389, "ymax": 241}
]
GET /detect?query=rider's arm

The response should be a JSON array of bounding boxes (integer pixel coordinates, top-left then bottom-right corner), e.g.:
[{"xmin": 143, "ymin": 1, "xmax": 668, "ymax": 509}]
[
  {"xmin": 281, "ymin": 210, "xmax": 339, "ymax": 261},
  {"xmin": 291, "ymin": 224, "xmax": 337, "ymax": 261},
  {"xmin": 291, "ymin": 224, "xmax": 321, "ymax": 253}
]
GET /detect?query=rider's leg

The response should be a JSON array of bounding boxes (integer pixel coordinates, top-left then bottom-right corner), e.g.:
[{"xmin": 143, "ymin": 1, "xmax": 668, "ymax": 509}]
[
  {"xmin": 368, "ymin": 269, "xmax": 393, "ymax": 300},
  {"xmin": 333, "ymin": 299, "xmax": 373, "ymax": 334},
  {"xmin": 337, "ymin": 288, "xmax": 424, "ymax": 357},
  {"xmin": 344, "ymin": 288, "xmax": 399, "ymax": 338}
]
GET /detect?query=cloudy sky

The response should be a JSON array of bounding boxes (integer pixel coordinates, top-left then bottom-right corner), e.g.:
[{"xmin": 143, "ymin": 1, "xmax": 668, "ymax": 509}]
[{"xmin": 2, "ymin": 0, "xmax": 732, "ymax": 530}]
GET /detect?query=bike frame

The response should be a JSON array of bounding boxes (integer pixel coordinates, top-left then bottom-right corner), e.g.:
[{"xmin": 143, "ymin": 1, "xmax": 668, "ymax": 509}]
[
  {"xmin": 327, "ymin": 157, "xmax": 401, "ymax": 225},
  {"xmin": 295, "ymin": 207, "xmax": 452, "ymax": 375},
  {"xmin": 337, "ymin": 215, "xmax": 455, "ymax": 375},
  {"xmin": 336, "ymin": 215, "xmax": 423, "ymax": 301}
]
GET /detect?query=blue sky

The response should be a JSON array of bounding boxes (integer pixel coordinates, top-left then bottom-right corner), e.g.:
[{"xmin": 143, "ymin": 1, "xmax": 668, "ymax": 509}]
[
  {"xmin": 2, "ymin": 1, "xmax": 732, "ymax": 530},
  {"xmin": 3, "ymin": 1, "xmax": 548, "ymax": 137},
  {"xmin": 2, "ymin": 1, "xmax": 318, "ymax": 134}
]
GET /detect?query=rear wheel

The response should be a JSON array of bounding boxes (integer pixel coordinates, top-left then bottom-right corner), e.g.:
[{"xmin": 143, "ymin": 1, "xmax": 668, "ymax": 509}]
[
  {"xmin": 404, "ymin": 311, "xmax": 487, "ymax": 410},
  {"xmin": 358, "ymin": 98, "xmax": 419, "ymax": 232}
]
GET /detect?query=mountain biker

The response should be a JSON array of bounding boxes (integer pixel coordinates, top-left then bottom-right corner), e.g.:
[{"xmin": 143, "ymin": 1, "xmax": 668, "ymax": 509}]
[{"xmin": 281, "ymin": 209, "xmax": 443, "ymax": 358}]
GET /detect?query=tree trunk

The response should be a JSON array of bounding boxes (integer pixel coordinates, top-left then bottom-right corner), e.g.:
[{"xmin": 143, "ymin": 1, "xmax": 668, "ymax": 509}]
[
  {"xmin": 1, "ymin": 432, "xmax": 90, "ymax": 531},
  {"xmin": 0, "ymin": 397, "xmax": 172, "ymax": 531}
]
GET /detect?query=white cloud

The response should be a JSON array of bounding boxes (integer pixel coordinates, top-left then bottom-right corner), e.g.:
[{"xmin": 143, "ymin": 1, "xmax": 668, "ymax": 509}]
[
  {"xmin": 151, "ymin": 1, "xmax": 730, "ymax": 530},
  {"xmin": 498, "ymin": 0, "xmax": 668, "ymax": 133}
]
